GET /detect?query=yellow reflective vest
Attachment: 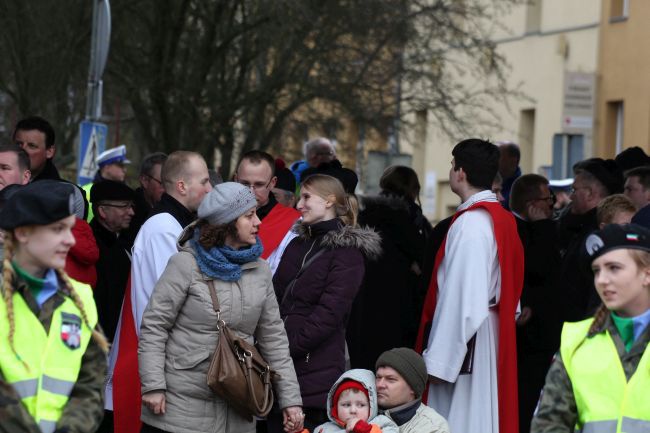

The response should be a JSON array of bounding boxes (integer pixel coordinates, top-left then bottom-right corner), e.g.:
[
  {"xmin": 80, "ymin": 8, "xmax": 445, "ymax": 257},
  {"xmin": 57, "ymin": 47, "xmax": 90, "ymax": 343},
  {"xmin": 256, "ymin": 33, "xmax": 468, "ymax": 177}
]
[
  {"xmin": 81, "ymin": 182, "xmax": 94, "ymax": 222},
  {"xmin": 0, "ymin": 278, "xmax": 97, "ymax": 433},
  {"xmin": 561, "ymin": 318, "xmax": 650, "ymax": 433}
]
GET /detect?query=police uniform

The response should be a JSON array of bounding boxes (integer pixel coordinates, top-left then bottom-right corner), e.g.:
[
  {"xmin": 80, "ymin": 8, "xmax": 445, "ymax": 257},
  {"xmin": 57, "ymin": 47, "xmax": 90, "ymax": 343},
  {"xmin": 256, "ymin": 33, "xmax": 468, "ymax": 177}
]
[
  {"xmin": 531, "ymin": 224, "xmax": 650, "ymax": 433},
  {"xmin": 0, "ymin": 181, "xmax": 107, "ymax": 433},
  {"xmin": 81, "ymin": 145, "xmax": 131, "ymax": 222}
]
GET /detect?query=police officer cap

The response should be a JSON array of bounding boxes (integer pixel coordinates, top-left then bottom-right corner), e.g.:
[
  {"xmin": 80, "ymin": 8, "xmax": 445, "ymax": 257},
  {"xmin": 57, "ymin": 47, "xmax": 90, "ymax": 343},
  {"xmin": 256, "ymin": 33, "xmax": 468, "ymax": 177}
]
[
  {"xmin": 90, "ymin": 180, "xmax": 135, "ymax": 203},
  {"xmin": 97, "ymin": 144, "xmax": 130, "ymax": 167},
  {"xmin": 0, "ymin": 180, "xmax": 75, "ymax": 230},
  {"xmin": 585, "ymin": 224, "xmax": 650, "ymax": 263}
]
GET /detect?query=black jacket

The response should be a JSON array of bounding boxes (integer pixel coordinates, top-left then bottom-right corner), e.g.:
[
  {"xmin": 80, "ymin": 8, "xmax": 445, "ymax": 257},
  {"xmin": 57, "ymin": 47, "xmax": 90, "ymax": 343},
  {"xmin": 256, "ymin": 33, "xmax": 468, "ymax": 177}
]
[
  {"xmin": 90, "ymin": 219, "xmax": 132, "ymax": 342},
  {"xmin": 348, "ymin": 195, "xmax": 429, "ymax": 370}
]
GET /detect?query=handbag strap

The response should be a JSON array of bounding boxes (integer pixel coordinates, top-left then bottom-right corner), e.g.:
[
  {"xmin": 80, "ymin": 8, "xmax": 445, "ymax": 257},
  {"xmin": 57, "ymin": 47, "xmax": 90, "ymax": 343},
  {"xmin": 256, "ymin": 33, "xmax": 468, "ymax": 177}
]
[
  {"xmin": 280, "ymin": 248, "xmax": 326, "ymax": 306},
  {"xmin": 207, "ymin": 280, "xmax": 221, "ymax": 315}
]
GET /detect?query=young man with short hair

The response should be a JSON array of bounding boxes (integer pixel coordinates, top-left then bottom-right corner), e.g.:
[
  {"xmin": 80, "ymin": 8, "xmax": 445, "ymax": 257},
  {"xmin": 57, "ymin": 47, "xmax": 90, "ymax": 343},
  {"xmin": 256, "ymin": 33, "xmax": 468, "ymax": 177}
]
[
  {"xmin": 0, "ymin": 144, "xmax": 31, "ymax": 190},
  {"xmin": 235, "ymin": 150, "xmax": 300, "ymax": 273},
  {"xmin": 416, "ymin": 139, "xmax": 524, "ymax": 433},
  {"xmin": 375, "ymin": 348, "xmax": 449, "ymax": 433},
  {"xmin": 13, "ymin": 116, "xmax": 60, "ymax": 181}
]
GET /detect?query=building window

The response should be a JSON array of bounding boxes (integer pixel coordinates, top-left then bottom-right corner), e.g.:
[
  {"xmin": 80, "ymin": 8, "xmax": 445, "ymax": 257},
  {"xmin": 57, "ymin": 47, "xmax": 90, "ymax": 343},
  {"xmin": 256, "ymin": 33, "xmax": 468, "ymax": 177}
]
[
  {"xmin": 605, "ymin": 101, "xmax": 624, "ymax": 155},
  {"xmin": 525, "ymin": 0, "xmax": 542, "ymax": 34},
  {"xmin": 552, "ymin": 134, "xmax": 584, "ymax": 179},
  {"xmin": 610, "ymin": 0, "xmax": 629, "ymax": 21}
]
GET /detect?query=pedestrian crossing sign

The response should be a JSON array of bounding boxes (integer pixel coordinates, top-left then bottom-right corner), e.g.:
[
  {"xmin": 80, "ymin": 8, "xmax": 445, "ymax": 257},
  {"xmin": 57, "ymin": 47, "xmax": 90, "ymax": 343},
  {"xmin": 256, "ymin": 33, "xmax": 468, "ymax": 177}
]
[{"xmin": 78, "ymin": 121, "xmax": 107, "ymax": 185}]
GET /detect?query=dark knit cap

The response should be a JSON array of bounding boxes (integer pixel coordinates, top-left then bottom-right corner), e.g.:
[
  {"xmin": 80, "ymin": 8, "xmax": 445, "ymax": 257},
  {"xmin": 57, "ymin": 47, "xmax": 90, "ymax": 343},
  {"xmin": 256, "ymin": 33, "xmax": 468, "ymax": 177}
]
[
  {"xmin": 0, "ymin": 180, "xmax": 75, "ymax": 230},
  {"xmin": 275, "ymin": 167, "xmax": 296, "ymax": 193},
  {"xmin": 615, "ymin": 146, "xmax": 650, "ymax": 172},
  {"xmin": 90, "ymin": 180, "xmax": 136, "ymax": 203},
  {"xmin": 302, "ymin": 160, "xmax": 358, "ymax": 193},
  {"xmin": 375, "ymin": 347, "xmax": 427, "ymax": 398},
  {"xmin": 573, "ymin": 158, "xmax": 623, "ymax": 195}
]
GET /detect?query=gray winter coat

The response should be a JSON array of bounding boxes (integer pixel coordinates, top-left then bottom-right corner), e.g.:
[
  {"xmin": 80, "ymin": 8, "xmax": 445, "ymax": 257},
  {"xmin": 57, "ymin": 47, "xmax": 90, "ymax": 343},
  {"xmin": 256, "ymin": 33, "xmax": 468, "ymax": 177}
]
[
  {"xmin": 314, "ymin": 369, "xmax": 398, "ymax": 433},
  {"xmin": 138, "ymin": 224, "xmax": 302, "ymax": 433}
]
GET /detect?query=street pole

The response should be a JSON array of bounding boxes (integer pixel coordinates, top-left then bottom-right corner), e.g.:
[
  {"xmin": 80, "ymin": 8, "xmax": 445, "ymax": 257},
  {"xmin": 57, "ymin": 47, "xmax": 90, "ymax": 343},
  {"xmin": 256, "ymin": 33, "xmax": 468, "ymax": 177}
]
[{"xmin": 86, "ymin": 0, "xmax": 111, "ymax": 121}]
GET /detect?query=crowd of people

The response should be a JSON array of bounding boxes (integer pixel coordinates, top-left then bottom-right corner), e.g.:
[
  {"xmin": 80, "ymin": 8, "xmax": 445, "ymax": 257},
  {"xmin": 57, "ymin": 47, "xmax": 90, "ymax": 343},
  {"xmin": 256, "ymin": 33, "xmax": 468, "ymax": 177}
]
[{"xmin": 0, "ymin": 115, "xmax": 649, "ymax": 433}]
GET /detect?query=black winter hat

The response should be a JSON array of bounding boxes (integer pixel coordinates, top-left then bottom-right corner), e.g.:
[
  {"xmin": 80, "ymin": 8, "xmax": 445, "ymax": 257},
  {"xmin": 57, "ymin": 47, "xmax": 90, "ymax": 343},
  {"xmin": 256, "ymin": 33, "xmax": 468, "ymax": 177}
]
[
  {"xmin": 376, "ymin": 347, "xmax": 428, "ymax": 398},
  {"xmin": 585, "ymin": 223, "xmax": 650, "ymax": 264},
  {"xmin": 0, "ymin": 180, "xmax": 75, "ymax": 230},
  {"xmin": 275, "ymin": 167, "xmax": 296, "ymax": 193},
  {"xmin": 302, "ymin": 159, "xmax": 358, "ymax": 194},
  {"xmin": 90, "ymin": 180, "xmax": 135, "ymax": 203},
  {"xmin": 573, "ymin": 158, "xmax": 624, "ymax": 195},
  {"xmin": 615, "ymin": 146, "xmax": 650, "ymax": 172}
]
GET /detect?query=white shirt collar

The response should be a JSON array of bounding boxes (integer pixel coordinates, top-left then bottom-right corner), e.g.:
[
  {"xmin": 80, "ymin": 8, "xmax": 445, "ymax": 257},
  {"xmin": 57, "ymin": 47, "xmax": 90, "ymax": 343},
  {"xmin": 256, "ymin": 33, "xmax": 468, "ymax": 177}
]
[{"xmin": 458, "ymin": 190, "xmax": 498, "ymax": 211}]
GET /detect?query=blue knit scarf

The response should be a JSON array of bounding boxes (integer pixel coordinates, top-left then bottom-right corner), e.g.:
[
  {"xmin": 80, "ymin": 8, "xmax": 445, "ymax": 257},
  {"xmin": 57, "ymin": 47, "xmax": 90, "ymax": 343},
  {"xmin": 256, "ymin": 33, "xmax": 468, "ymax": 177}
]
[{"xmin": 190, "ymin": 230, "xmax": 263, "ymax": 281}]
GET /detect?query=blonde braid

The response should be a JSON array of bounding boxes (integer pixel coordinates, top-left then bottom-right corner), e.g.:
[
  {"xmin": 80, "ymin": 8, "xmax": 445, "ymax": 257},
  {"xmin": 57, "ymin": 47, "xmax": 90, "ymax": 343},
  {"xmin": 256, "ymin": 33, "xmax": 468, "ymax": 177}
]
[
  {"xmin": 2, "ymin": 234, "xmax": 29, "ymax": 370},
  {"xmin": 56, "ymin": 269, "xmax": 110, "ymax": 354},
  {"xmin": 588, "ymin": 303, "xmax": 609, "ymax": 337},
  {"xmin": 571, "ymin": 303, "xmax": 609, "ymax": 357}
]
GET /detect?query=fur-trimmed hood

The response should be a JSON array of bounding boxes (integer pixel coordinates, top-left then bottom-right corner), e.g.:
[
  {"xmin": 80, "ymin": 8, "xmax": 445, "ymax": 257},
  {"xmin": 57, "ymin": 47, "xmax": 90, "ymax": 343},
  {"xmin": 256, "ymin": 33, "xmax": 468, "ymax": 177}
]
[{"xmin": 293, "ymin": 222, "xmax": 382, "ymax": 261}]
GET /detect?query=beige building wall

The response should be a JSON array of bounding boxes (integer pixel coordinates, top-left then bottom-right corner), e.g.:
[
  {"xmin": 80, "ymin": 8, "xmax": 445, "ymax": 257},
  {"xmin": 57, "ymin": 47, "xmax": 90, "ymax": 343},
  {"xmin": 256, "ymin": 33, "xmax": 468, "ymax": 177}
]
[
  {"xmin": 595, "ymin": 0, "xmax": 650, "ymax": 157},
  {"xmin": 405, "ymin": 0, "xmax": 601, "ymax": 221}
]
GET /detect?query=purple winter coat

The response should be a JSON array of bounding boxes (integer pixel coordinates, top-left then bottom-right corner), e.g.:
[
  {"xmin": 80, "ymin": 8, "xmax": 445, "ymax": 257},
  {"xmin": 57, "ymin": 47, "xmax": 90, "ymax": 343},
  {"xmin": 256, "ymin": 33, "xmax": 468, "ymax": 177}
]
[{"xmin": 272, "ymin": 218, "xmax": 381, "ymax": 409}]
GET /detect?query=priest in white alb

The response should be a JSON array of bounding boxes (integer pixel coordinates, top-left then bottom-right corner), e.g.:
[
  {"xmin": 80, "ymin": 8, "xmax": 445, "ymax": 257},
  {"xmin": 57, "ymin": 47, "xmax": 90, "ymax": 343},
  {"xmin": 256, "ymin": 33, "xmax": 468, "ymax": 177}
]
[{"xmin": 416, "ymin": 138, "xmax": 524, "ymax": 433}]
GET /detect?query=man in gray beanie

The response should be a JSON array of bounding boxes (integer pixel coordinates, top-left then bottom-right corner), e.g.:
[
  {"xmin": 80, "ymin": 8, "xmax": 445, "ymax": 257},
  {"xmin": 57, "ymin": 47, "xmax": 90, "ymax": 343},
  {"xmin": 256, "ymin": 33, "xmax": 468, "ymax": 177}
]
[{"xmin": 375, "ymin": 348, "xmax": 449, "ymax": 433}]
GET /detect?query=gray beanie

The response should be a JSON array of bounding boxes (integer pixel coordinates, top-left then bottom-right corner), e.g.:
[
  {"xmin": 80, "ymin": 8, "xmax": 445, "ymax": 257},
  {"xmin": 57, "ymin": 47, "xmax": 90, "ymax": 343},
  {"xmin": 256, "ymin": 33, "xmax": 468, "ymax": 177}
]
[
  {"xmin": 197, "ymin": 182, "xmax": 257, "ymax": 225},
  {"xmin": 375, "ymin": 347, "xmax": 428, "ymax": 398}
]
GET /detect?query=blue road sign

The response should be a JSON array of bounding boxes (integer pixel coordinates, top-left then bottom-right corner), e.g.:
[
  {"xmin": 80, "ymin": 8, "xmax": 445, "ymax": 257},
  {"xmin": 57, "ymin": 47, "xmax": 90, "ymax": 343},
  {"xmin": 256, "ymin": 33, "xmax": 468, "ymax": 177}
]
[{"xmin": 78, "ymin": 121, "xmax": 108, "ymax": 185}]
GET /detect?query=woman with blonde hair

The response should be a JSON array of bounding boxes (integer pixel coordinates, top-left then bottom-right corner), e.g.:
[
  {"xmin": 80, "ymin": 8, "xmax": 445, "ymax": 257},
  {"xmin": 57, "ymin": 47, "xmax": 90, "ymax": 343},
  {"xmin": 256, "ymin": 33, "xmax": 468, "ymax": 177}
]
[
  {"xmin": 272, "ymin": 174, "xmax": 381, "ymax": 431},
  {"xmin": 531, "ymin": 223, "xmax": 650, "ymax": 432},
  {"xmin": 0, "ymin": 180, "xmax": 108, "ymax": 433}
]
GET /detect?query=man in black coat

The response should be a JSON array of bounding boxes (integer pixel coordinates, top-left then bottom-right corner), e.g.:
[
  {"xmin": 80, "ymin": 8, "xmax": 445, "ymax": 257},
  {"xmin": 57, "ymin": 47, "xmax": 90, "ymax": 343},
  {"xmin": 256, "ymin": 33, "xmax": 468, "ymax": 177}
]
[
  {"xmin": 510, "ymin": 174, "xmax": 562, "ymax": 433},
  {"xmin": 557, "ymin": 158, "xmax": 623, "ymax": 321},
  {"xmin": 90, "ymin": 180, "xmax": 136, "ymax": 342}
]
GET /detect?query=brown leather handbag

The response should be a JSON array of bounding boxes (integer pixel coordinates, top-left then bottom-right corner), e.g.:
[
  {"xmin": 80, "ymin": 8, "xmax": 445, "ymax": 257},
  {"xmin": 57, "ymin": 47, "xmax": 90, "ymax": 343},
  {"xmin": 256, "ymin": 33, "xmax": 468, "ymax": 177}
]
[{"xmin": 205, "ymin": 280, "xmax": 276, "ymax": 420}]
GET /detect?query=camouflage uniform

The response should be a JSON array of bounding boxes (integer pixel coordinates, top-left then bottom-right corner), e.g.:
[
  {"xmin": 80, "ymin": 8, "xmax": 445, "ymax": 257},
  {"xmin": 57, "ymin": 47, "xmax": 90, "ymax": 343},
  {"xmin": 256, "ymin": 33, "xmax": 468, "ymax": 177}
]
[
  {"xmin": 0, "ymin": 272, "xmax": 107, "ymax": 433},
  {"xmin": 530, "ymin": 315, "xmax": 650, "ymax": 433}
]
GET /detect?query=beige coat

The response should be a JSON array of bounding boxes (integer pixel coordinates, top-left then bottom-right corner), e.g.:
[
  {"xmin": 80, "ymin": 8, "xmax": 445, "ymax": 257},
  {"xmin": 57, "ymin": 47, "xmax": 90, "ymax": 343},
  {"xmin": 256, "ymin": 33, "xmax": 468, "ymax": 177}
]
[
  {"xmin": 386, "ymin": 404, "xmax": 450, "ymax": 433},
  {"xmin": 138, "ymin": 230, "xmax": 302, "ymax": 433}
]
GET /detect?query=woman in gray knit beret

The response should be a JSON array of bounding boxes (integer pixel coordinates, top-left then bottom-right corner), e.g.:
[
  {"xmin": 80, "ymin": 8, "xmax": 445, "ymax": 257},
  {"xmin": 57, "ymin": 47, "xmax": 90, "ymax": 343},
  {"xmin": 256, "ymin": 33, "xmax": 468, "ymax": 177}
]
[{"xmin": 138, "ymin": 182, "xmax": 304, "ymax": 433}]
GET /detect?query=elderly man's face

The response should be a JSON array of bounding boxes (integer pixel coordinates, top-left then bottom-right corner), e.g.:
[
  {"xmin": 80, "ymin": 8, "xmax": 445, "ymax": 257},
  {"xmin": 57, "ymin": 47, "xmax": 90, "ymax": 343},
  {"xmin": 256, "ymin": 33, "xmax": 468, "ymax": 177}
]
[
  {"xmin": 308, "ymin": 143, "xmax": 335, "ymax": 167},
  {"xmin": 98, "ymin": 201, "xmax": 134, "ymax": 232},
  {"xmin": 375, "ymin": 366, "xmax": 416, "ymax": 409}
]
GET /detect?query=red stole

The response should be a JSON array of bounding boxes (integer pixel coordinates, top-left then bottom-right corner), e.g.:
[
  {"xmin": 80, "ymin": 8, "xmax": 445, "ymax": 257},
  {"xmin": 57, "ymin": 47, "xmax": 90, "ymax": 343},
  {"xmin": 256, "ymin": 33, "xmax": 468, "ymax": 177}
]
[
  {"xmin": 258, "ymin": 203, "xmax": 300, "ymax": 259},
  {"xmin": 415, "ymin": 201, "xmax": 523, "ymax": 433},
  {"xmin": 113, "ymin": 276, "xmax": 142, "ymax": 433}
]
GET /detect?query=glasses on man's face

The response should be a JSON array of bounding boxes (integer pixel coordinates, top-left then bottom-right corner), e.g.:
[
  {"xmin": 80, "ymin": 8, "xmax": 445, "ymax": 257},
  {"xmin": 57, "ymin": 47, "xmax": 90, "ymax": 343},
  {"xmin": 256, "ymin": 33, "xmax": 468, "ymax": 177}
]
[
  {"xmin": 532, "ymin": 194, "xmax": 557, "ymax": 205},
  {"xmin": 238, "ymin": 178, "xmax": 273, "ymax": 191},
  {"xmin": 570, "ymin": 186, "xmax": 590, "ymax": 195},
  {"xmin": 99, "ymin": 202, "xmax": 134, "ymax": 210},
  {"xmin": 143, "ymin": 174, "xmax": 162, "ymax": 186}
]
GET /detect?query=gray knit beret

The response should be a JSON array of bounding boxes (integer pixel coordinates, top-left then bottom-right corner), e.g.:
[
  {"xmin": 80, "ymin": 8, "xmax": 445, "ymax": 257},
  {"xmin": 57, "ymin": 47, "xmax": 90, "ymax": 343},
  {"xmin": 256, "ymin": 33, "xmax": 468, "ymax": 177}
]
[
  {"xmin": 197, "ymin": 182, "xmax": 257, "ymax": 225},
  {"xmin": 376, "ymin": 347, "xmax": 428, "ymax": 398}
]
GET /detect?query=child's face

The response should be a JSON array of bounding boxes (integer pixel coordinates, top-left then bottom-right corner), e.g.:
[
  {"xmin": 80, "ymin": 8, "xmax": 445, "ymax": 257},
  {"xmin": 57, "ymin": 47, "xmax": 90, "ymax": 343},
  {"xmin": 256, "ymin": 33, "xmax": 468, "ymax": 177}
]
[{"xmin": 336, "ymin": 389, "xmax": 370, "ymax": 424}]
